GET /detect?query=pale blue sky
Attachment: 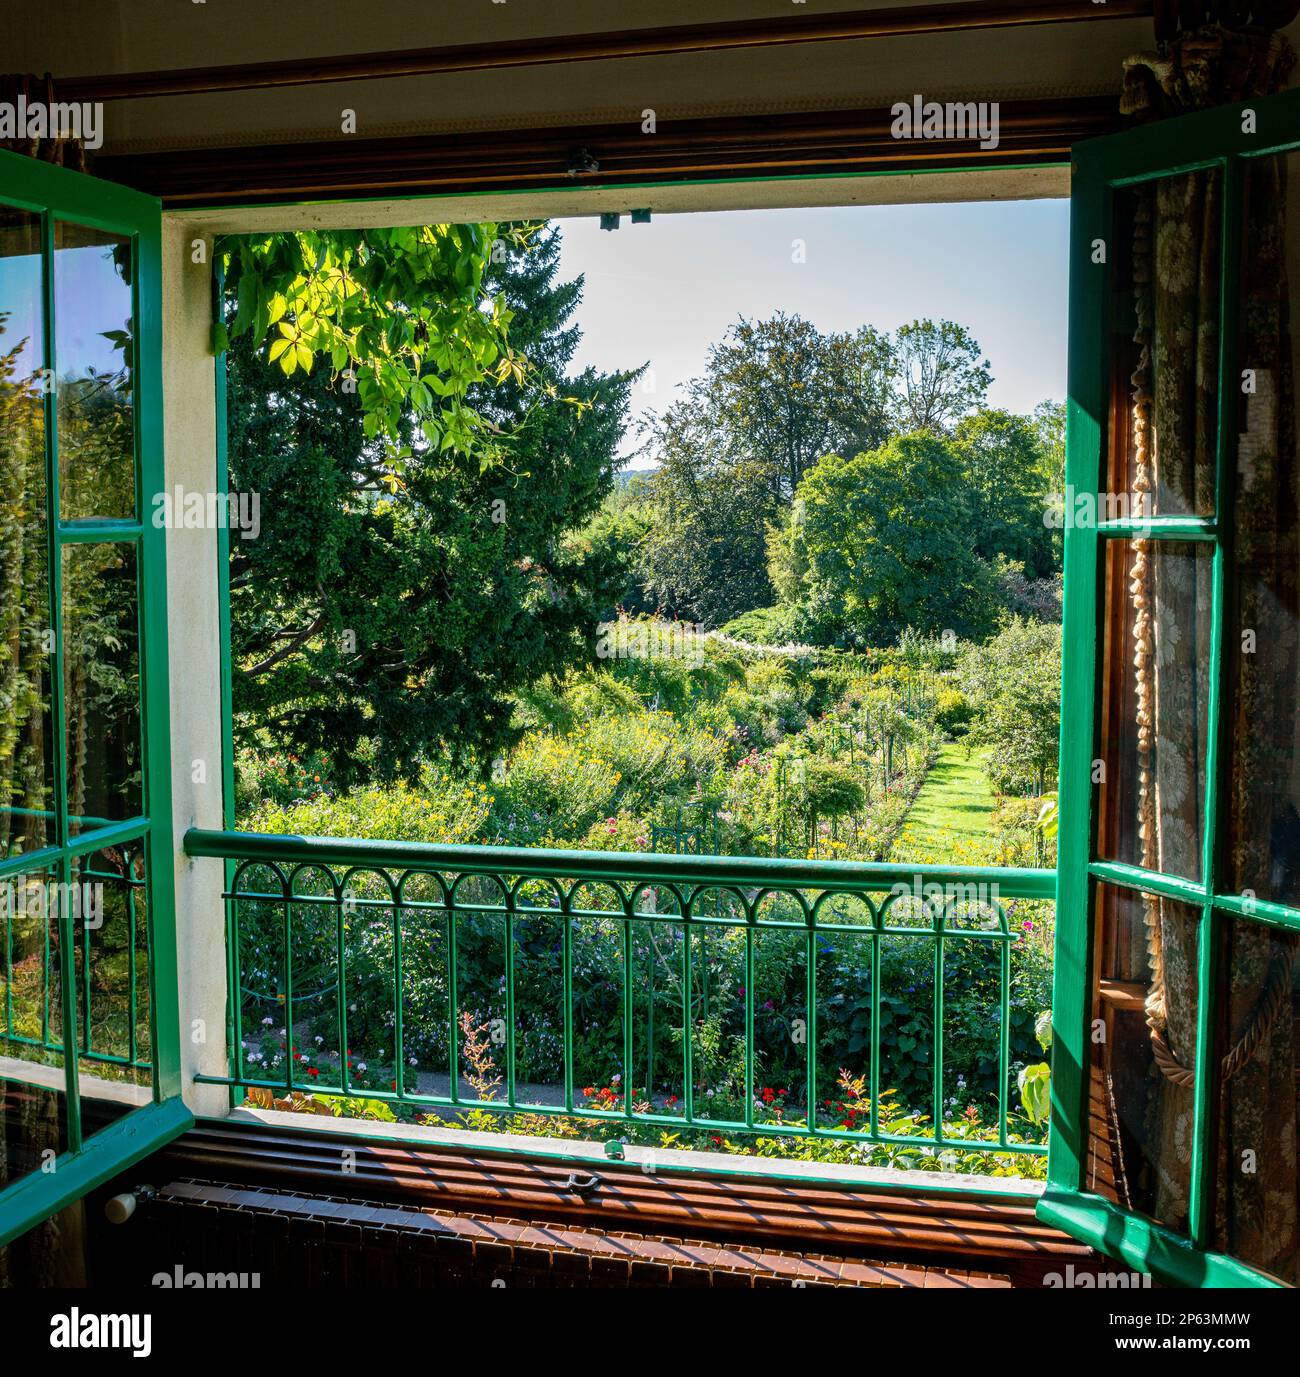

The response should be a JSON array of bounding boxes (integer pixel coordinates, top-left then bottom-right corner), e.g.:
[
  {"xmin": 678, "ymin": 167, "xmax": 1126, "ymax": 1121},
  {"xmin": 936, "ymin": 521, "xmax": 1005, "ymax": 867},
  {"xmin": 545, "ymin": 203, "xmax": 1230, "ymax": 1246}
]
[{"xmin": 554, "ymin": 199, "xmax": 1068, "ymax": 466}]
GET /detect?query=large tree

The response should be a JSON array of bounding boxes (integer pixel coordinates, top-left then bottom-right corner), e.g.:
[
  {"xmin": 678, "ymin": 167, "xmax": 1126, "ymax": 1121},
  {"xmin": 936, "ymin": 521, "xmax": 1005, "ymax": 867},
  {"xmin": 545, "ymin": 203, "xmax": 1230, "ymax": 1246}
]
[
  {"xmin": 891, "ymin": 318, "xmax": 991, "ymax": 434},
  {"xmin": 640, "ymin": 313, "xmax": 895, "ymax": 624},
  {"xmin": 227, "ymin": 223, "xmax": 634, "ymax": 782},
  {"xmin": 952, "ymin": 408, "xmax": 1056, "ymax": 578},
  {"xmin": 772, "ymin": 433, "xmax": 1000, "ymax": 647}
]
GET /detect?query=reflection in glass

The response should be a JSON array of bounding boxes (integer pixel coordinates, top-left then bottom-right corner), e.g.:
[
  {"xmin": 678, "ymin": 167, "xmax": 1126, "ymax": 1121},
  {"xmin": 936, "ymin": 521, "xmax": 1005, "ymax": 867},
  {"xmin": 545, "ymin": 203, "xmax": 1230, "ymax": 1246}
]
[
  {"xmin": 62, "ymin": 543, "xmax": 141, "ymax": 833},
  {"xmin": 0, "ymin": 868, "xmax": 68, "ymax": 1193},
  {"xmin": 0, "ymin": 209, "xmax": 55, "ymax": 856},
  {"xmin": 54, "ymin": 221, "xmax": 135, "ymax": 522},
  {"xmin": 1226, "ymin": 150, "xmax": 1300, "ymax": 910},
  {"xmin": 1211, "ymin": 915, "xmax": 1298, "ymax": 1284},
  {"xmin": 1088, "ymin": 884, "xmax": 1199, "ymax": 1232},
  {"xmin": 1097, "ymin": 540, "xmax": 1212, "ymax": 882},
  {"xmin": 1107, "ymin": 176, "xmax": 1221, "ymax": 518},
  {"xmin": 72, "ymin": 845, "xmax": 152, "ymax": 1097}
]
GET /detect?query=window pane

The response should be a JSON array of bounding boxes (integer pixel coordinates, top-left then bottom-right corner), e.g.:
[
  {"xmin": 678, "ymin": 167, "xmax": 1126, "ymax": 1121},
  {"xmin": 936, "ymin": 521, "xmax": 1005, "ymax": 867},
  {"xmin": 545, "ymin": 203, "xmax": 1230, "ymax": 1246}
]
[
  {"xmin": 62, "ymin": 543, "xmax": 142, "ymax": 834},
  {"xmin": 54, "ymin": 222, "xmax": 135, "ymax": 522},
  {"xmin": 1210, "ymin": 913, "xmax": 1297, "ymax": 1284},
  {"xmin": 0, "ymin": 208, "xmax": 56, "ymax": 857},
  {"xmin": 0, "ymin": 869, "xmax": 69, "ymax": 1190},
  {"xmin": 72, "ymin": 844, "xmax": 152, "ymax": 1106},
  {"xmin": 1088, "ymin": 883, "xmax": 1199, "ymax": 1233},
  {"xmin": 1224, "ymin": 151, "xmax": 1300, "ymax": 910},
  {"xmin": 1106, "ymin": 175, "xmax": 1221, "ymax": 519},
  {"xmin": 1096, "ymin": 539, "xmax": 1212, "ymax": 882}
]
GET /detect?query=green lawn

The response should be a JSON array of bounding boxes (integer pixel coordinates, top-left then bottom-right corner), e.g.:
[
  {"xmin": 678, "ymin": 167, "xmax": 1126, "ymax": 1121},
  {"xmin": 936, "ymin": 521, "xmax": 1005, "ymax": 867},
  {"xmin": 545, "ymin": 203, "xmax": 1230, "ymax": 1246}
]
[{"xmin": 892, "ymin": 741, "xmax": 997, "ymax": 860}]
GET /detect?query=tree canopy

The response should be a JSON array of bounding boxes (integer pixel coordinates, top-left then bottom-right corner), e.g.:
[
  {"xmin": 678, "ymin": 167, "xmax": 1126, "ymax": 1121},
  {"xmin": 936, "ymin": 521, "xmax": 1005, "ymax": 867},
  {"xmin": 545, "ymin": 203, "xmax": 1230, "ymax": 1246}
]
[
  {"xmin": 227, "ymin": 223, "xmax": 634, "ymax": 781},
  {"xmin": 771, "ymin": 433, "xmax": 1001, "ymax": 647}
]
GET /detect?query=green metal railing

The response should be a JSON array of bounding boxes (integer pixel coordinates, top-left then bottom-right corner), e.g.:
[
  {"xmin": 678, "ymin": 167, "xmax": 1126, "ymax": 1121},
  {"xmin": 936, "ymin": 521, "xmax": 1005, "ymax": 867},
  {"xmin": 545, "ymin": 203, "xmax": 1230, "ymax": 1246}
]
[{"xmin": 185, "ymin": 827, "xmax": 1053, "ymax": 1160}]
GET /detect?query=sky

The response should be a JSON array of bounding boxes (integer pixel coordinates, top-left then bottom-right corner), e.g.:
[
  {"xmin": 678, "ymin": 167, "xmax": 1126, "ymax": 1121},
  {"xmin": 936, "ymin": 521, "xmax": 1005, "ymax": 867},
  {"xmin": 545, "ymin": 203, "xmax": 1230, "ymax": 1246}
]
[
  {"xmin": 554, "ymin": 199, "xmax": 1068, "ymax": 466},
  {"xmin": 0, "ymin": 238, "xmax": 130, "ymax": 381}
]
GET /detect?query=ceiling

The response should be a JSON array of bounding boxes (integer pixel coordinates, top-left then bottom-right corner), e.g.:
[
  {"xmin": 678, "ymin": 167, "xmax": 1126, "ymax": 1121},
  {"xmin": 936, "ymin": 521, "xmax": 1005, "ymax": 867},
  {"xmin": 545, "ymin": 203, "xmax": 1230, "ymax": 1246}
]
[
  {"xmin": 6, "ymin": 1, "xmax": 1161, "ymax": 157},
  {"xmin": 7, "ymin": 3, "xmax": 1297, "ymax": 212}
]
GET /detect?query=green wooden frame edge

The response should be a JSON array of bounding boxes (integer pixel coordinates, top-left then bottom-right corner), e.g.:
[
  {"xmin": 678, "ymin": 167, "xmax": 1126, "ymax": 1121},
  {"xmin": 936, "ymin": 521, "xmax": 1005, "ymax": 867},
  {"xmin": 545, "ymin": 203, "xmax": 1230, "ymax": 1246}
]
[
  {"xmin": 1038, "ymin": 1189, "xmax": 1284, "ymax": 1288},
  {"xmin": 0, "ymin": 1097, "xmax": 192, "ymax": 1250},
  {"xmin": 0, "ymin": 146, "xmax": 187, "ymax": 1242},
  {"xmin": 1048, "ymin": 81, "xmax": 1300, "ymax": 1283}
]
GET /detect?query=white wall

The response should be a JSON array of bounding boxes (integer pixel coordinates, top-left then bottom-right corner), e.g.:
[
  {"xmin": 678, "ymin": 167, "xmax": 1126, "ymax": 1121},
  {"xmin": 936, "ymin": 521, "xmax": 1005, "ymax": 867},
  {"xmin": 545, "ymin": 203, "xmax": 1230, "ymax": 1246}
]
[{"xmin": 161, "ymin": 215, "xmax": 229, "ymax": 1118}]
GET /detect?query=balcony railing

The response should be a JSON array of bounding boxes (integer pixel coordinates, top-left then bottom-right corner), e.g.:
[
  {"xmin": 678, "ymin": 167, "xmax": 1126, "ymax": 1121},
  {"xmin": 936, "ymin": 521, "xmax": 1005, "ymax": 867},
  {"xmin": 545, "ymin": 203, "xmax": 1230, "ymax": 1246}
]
[{"xmin": 184, "ymin": 828, "xmax": 1054, "ymax": 1165}]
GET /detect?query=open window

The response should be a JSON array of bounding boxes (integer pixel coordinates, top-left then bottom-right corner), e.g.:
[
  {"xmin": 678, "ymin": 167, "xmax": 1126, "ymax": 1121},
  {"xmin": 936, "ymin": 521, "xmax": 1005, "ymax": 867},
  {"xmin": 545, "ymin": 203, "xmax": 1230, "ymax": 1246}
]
[
  {"xmin": 1044, "ymin": 85, "xmax": 1300, "ymax": 1288},
  {"xmin": 0, "ymin": 150, "xmax": 190, "ymax": 1252}
]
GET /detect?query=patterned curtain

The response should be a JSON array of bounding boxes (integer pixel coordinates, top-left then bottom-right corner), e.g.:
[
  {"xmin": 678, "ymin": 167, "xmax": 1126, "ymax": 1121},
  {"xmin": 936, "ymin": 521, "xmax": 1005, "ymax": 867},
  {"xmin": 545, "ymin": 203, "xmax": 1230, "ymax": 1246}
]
[{"xmin": 1122, "ymin": 26, "xmax": 1299, "ymax": 1282}]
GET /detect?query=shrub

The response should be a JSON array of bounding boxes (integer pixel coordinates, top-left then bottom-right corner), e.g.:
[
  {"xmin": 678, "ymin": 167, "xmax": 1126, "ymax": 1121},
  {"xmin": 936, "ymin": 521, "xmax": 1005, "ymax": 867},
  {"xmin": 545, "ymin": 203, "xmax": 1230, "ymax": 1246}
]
[{"xmin": 934, "ymin": 687, "xmax": 974, "ymax": 737}]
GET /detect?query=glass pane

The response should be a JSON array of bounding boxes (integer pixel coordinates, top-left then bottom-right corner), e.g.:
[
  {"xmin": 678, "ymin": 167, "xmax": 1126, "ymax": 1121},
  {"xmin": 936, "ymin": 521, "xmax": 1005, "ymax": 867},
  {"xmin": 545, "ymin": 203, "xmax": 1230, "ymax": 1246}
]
[
  {"xmin": 62, "ymin": 542, "xmax": 142, "ymax": 834},
  {"xmin": 1224, "ymin": 150, "xmax": 1300, "ymax": 910},
  {"xmin": 72, "ymin": 843, "xmax": 153, "ymax": 1107},
  {"xmin": 0, "ymin": 208, "xmax": 55, "ymax": 856},
  {"xmin": 0, "ymin": 1201, "xmax": 86, "ymax": 1285},
  {"xmin": 1096, "ymin": 539, "xmax": 1212, "ymax": 882},
  {"xmin": 1088, "ymin": 883, "xmax": 1199, "ymax": 1232},
  {"xmin": 0, "ymin": 868, "xmax": 69, "ymax": 1190},
  {"xmin": 1211, "ymin": 914, "xmax": 1298, "ymax": 1284},
  {"xmin": 1106, "ymin": 175, "xmax": 1221, "ymax": 519},
  {"xmin": 54, "ymin": 221, "xmax": 135, "ymax": 522}
]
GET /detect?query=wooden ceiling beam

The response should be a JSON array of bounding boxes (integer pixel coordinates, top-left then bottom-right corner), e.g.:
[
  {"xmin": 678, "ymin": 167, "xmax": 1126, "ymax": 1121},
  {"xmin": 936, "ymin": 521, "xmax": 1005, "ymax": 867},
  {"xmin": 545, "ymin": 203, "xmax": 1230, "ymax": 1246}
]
[
  {"xmin": 58, "ymin": 0, "xmax": 1152, "ymax": 102},
  {"xmin": 94, "ymin": 96, "xmax": 1117, "ymax": 206}
]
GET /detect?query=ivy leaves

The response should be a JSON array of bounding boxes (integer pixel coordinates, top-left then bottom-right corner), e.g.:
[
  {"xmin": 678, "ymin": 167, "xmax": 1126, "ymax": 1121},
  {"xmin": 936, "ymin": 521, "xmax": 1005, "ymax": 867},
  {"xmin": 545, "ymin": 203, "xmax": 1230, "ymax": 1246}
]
[{"xmin": 217, "ymin": 223, "xmax": 534, "ymax": 468}]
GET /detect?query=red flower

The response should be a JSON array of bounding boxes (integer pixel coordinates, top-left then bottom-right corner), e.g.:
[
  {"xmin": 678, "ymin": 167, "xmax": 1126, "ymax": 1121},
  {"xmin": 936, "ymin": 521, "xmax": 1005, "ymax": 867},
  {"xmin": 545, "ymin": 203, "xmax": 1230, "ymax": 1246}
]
[{"xmin": 307, "ymin": 1067, "xmax": 319, "ymax": 1079}]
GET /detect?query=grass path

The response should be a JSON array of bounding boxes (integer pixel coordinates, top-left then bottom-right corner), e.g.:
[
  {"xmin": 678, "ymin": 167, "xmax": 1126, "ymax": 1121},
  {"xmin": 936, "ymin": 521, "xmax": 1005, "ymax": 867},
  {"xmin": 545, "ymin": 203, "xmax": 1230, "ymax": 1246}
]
[{"xmin": 892, "ymin": 741, "xmax": 998, "ymax": 860}]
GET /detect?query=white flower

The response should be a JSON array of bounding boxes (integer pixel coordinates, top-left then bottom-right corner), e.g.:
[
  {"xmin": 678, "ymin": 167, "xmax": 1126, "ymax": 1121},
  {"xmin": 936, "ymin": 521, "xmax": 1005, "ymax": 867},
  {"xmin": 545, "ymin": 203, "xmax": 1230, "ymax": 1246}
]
[
  {"xmin": 261, "ymin": 1017, "xmax": 274, "ymax": 1027},
  {"xmin": 357, "ymin": 1062, "xmax": 368, "ymax": 1072},
  {"xmin": 314, "ymin": 1035, "xmax": 324, "ymax": 1044}
]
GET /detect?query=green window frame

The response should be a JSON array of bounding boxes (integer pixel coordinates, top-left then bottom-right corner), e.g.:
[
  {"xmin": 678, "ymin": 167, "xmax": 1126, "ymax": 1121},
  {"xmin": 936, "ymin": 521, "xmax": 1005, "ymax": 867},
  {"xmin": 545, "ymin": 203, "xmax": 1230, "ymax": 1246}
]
[
  {"xmin": 1044, "ymin": 86, "xmax": 1300, "ymax": 1288},
  {"xmin": 0, "ymin": 148, "xmax": 191, "ymax": 1250}
]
